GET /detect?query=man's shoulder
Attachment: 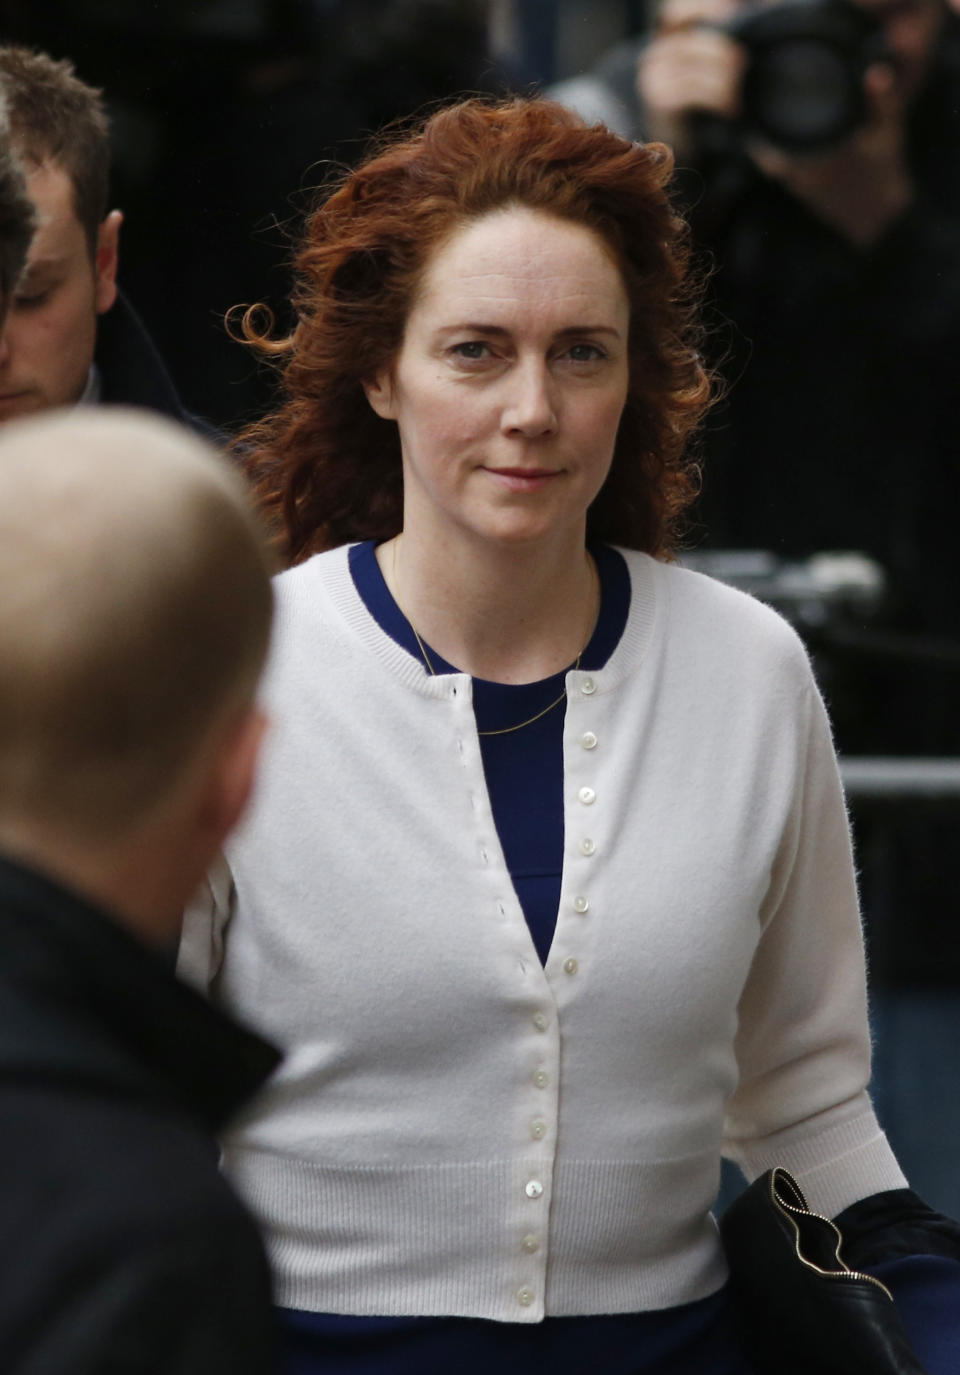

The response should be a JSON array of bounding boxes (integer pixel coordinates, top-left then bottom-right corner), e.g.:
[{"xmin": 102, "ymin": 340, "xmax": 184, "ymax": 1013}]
[{"xmin": 95, "ymin": 291, "xmax": 220, "ymax": 438}]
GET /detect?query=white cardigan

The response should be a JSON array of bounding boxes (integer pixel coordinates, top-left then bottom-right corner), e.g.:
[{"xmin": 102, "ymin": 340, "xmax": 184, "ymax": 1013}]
[{"xmin": 179, "ymin": 543, "xmax": 905, "ymax": 1322}]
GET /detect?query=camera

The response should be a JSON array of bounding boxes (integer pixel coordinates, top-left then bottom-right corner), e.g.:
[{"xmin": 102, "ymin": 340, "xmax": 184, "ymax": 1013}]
[{"xmin": 725, "ymin": 0, "xmax": 887, "ymax": 152}]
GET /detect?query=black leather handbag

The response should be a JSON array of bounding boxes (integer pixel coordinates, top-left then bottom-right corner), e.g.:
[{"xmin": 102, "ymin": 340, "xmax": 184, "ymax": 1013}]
[{"xmin": 719, "ymin": 1167, "xmax": 929, "ymax": 1374}]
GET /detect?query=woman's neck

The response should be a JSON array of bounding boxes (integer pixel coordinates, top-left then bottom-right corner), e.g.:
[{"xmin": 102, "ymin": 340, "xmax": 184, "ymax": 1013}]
[{"xmin": 376, "ymin": 528, "xmax": 599, "ymax": 684}]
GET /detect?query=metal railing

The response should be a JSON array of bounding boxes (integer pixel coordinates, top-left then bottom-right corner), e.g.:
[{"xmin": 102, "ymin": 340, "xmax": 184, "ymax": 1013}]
[
  {"xmin": 680, "ymin": 549, "xmax": 960, "ymax": 805},
  {"xmin": 840, "ymin": 758, "xmax": 960, "ymax": 801}
]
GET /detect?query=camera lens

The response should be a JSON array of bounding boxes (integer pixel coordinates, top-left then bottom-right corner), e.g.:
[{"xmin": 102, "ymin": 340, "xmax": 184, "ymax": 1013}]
[
  {"xmin": 743, "ymin": 40, "xmax": 864, "ymax": 150},
  {"xmin": 728, "ymin": 0, "xmax": 885, "ymax": 153}
]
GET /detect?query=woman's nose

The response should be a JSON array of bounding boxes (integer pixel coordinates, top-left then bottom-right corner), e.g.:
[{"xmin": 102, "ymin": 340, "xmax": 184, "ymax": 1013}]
[{"xmin": 500, "ymin": 358, "xmax": 558, "ymax": 438}]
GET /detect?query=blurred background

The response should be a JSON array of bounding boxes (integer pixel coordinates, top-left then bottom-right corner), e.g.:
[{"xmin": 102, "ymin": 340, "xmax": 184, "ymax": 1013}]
[{"xmin": 3, "ymin": 0, "xmax": 957, "ymax": 1214}]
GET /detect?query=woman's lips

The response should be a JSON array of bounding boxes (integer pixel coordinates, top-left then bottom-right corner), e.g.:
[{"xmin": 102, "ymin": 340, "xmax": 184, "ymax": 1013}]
[{"xmin": 484, "ymin": 467, "xmax": 562, "ymax": 493}]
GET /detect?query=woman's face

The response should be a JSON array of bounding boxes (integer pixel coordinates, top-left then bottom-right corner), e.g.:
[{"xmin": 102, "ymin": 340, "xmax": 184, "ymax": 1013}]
[{"xmin": 364, "ymin": 205, "xmax": 631, "ymax": 552}]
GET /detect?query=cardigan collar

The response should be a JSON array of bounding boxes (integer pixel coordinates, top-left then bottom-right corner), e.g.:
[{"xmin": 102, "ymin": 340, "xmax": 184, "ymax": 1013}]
[{"xmin": 294, "ymin": 542, "xmax": 662, "ymax": 700}]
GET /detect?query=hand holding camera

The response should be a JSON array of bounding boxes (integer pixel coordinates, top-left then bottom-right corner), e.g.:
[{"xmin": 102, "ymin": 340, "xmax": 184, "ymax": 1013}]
[
  {"xmin": 637, "ymin": 0, "xmax": 748, "ymax": 159},
  {"xmin": 749, "ymin": 60, "xmax": 913, "ymax": 244},
  {"xmin": 637, "ymin": 0, "xmax": 916, "ymax": 244}
]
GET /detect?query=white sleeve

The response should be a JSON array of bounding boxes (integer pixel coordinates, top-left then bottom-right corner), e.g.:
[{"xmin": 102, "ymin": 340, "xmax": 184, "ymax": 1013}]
[
  {"xmin": 176, "ymin": 852, "xmax": 235, "ymax": 994},
  {"xmin": 722, "ymin": 674, "xmax": 907, "ymax": 1217}
]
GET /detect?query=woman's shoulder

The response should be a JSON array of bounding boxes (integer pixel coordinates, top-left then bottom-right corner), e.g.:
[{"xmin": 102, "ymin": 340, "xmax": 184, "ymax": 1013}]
[
  {"xmin": 258, "ymin": 545, "xmax": 357, "ymax": 686},
  {"xmin": 272, "ymin": 543, "xmax": 351, "ymax": 601},
  {"xmin": 268, "ymin": 543, "xmax": 360, "ymax": 634},
  {"xmin": 619, "ymin": 547, "xmax": 813, "ymax": 677}
]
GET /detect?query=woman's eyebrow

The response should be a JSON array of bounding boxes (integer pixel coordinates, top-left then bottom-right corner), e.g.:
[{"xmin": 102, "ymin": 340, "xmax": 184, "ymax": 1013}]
[
  {"xmin": 554, "ymin": 324, "xmax": 623, "ymax": 339},
  {"xmin": 436, "ymin": 322, "xmax": 623, "ymax": 339}
]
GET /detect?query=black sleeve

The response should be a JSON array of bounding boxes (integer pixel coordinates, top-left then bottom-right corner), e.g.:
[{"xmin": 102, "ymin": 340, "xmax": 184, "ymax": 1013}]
[
  {"xmin": 99, "ymin": 1225, "xmax": 278, "ymax": 1375},
  {"xmin": 10, "ymin": 1200, "xmax": 278, "ymax": 1375}
]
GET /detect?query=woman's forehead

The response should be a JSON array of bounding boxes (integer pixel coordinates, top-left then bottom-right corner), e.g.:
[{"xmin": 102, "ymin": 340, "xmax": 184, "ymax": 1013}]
[{"xmin": 410, "ymin": 207, "xmax": 629, "ymax": 322}]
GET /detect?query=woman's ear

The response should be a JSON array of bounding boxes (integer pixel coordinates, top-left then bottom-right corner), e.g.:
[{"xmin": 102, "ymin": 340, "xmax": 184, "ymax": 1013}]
[{"xmin": 362, "ymin": 371, "xmax": 397, "ymax": 420}]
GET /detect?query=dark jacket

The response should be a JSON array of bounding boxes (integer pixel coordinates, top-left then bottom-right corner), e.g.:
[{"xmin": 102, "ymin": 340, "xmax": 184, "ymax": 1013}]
[
  {"xmin": 0, "ymin": 853, "xmax": 281, "ymax": 1374},
  {"xmin": 682, "ymin": 25, "xmax": 960, "ymax": 613},
  {"xmin": 96, "ymin": 291, "xmax": 219, "ymax": 440}
]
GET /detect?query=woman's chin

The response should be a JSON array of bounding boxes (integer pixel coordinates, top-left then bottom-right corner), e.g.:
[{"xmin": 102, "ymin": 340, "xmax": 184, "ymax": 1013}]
[{"xmin": 459, "ymin": 508, "xmax": 587, "ymax": 552}]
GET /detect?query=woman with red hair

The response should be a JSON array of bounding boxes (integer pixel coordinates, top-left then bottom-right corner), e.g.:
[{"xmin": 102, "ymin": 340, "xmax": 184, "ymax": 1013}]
[{"xmin": 180, "ymin": 98, "xmax": 953, "ymax": 1373}]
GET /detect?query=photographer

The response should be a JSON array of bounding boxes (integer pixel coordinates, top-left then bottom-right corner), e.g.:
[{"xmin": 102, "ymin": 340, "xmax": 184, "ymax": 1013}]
[
  {"xmin": 627, "ymin": 0, "xmax": 960, "ymax": 666},
  {"xmin": 637, "ymin": 0, "xmax": 936, "ymax": 245}
]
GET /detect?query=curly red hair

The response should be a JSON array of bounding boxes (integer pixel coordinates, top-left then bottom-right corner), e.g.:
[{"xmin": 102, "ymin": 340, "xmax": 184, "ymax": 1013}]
[{"xmin": 235, "ymin": 97, "xmax": 711, "ymax": 563}]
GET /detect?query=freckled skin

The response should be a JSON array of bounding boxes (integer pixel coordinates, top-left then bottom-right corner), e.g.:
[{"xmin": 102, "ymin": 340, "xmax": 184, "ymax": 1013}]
[
  {"xmin": 364, "ymin": 207, "xmax": 631, "ymax": 557},
  {"xmin": 0, "ymin": 161, "xmax": 119, "ymax": 422}
]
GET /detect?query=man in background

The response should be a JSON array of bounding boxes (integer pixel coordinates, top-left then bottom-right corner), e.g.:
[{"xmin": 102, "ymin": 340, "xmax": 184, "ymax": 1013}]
[
  {"xmin": 0, "ymin": 46, "xmax": 206, "ymax": 428},
  {"xmin": 0, "ymin": 408, "xmax": 278, "ymax": 1371}
]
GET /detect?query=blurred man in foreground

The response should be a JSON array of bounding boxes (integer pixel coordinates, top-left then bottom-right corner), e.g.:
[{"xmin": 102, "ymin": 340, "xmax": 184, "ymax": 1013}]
[{"xmin": 0, "ymin": 408, "xmax": 279, "ymax": 1372}]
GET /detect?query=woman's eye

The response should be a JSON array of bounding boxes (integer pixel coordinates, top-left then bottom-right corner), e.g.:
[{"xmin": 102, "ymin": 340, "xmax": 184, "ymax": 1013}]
[
  {"xmin": 451, "ymin": 341, "xmax": 490, "ymax": 361},
  {"xmin": 566, "ymin": 343, "xmax": 605, "ymax": 363}
]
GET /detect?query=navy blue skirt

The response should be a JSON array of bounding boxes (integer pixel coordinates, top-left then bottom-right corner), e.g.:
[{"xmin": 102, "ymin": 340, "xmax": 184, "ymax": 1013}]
[{"xmin": 277, "ymin": 1288, "xmax": 755, "ymax": 1375}]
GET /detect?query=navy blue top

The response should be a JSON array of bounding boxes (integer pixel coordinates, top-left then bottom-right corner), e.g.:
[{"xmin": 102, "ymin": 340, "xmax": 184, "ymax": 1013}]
[
  {"xmin": 272, "ymin": 540, "xmax": 960, "ymax": 1375},
  {"xmin": 349, "ymin": 538, "xmax": 630, "ymax": 964}
]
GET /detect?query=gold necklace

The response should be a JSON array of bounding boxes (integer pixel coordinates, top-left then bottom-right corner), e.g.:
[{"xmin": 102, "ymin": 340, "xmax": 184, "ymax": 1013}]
[{"xmin": 390, "ymin": 538, "xmax": 597, "ymax": 737}]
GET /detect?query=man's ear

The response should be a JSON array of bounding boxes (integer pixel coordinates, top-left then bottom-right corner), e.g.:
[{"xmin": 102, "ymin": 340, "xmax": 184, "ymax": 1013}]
[
  {"xmin": 362, "ymin": 370, "xmax": 397, "ymax": 421},
  {"xmin": 194, "ymin": 704, "xmax": 268, "ymax": 864},
  {"xmin": 94, "ymin": 209, "xmax": 122, "ymax": 315},
  {"xmin": 185, "ymin": 704, "xmax": 265, "ymax": 874}
]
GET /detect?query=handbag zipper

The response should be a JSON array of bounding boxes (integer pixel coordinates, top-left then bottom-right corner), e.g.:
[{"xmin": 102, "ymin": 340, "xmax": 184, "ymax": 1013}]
[{"xmin": 769, "ymin": 1168, "xmax": 894, "ymax": 1301}]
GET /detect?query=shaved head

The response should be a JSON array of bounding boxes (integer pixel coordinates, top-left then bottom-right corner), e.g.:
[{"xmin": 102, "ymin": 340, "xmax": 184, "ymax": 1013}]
[{"xmin": 0, "ymin": 408, "xmax": 273, "ymax": 842}]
